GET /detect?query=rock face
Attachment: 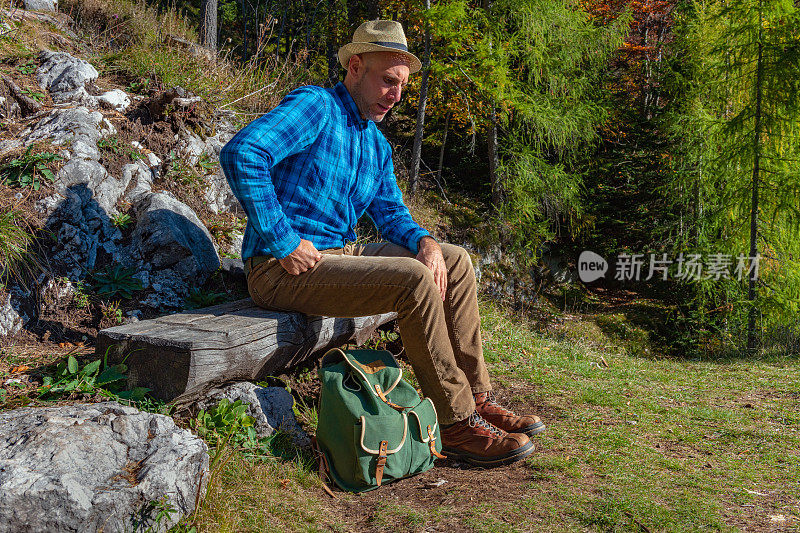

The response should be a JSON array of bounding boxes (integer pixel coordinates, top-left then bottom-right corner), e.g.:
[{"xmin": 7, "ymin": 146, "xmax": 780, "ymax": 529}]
[
  {"xmin": 44, "ymin": 183, "xmax": 123, "ymax": 279},
  {"xmin": 37, "ymin": 50, "xmax": 98, "ymax": 104},
  {"xmin": 0, "ymin": 292, "xmax": 26, "ymax": 337},
  {"xmin": 198, "ymin": 383, "xmax": 310, "ymax": 447},
  {"xmin": 127, "ymin": 192, "xmax": 221, "ymax": 308},
  {"xmin": 0, "ymin": 402, "xmax": 209, "ymax": 533}
]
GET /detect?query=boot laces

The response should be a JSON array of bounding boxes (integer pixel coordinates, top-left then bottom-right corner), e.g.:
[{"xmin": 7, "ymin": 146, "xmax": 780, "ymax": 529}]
[
  {"xmin": 485, "ymin": 390, "xmax": 516, "ymax": 417},
  {"xmin": 467, "ymin": 411, "xmax": 504, "ymax": 438}
]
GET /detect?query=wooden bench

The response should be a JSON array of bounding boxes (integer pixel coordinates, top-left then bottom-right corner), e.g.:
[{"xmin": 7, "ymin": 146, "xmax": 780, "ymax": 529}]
[{"xmin": 96, "ymin": 298, "xmax": 396, "ymax": 403}]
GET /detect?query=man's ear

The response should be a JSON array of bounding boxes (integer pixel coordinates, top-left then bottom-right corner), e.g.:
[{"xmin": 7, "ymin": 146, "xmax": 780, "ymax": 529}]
[{"xmin": 347, "ymin": 53, "xmax": 364, "ymax": 78}]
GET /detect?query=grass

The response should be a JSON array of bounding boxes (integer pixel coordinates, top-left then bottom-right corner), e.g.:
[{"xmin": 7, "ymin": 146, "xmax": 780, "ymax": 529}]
[
  {"xmin": 182, "ymin": 297, "xmax": 799, "ymax": 531},
  {"xmin": 58, "ymin": 0, "xmax": 318, "ymax": 119},
  {"xmin": 478, "ymin": 300, "xmax": 800, "ymax": 531},
  {"xmin": 0, "ymin": 203, "xmax": 36, "ymax": 286}
]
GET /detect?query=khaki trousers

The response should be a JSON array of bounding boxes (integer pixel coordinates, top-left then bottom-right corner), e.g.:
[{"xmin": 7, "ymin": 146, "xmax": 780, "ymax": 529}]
[{"xmin": 245, "ymin": 241, "xmax": 491, "ymax": 424}]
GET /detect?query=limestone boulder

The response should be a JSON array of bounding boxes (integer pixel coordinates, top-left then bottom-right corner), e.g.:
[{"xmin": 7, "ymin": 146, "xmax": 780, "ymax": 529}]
[
  {"xmin": 126, "ymin": 192, "xmax": 220, "ymax": 309},
  {"xmin": 36, "ymin": 50, "xmax": 98, "ymax": 104},
  {"xmin": 0, "ymin": 402, "xmax": 209, "ymax": 533}
]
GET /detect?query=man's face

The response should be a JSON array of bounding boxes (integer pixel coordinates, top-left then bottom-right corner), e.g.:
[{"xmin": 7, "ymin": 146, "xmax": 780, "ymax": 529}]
[{"xmin": 348, "ymin": 52, "xmax": 410, "ymax": 122}]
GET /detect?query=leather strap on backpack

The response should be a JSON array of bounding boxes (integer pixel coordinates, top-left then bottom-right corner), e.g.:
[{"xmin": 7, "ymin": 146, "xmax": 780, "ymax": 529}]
[
  {"xmin": 427, "ymin": 425, "xmax": 446, "ymax": 459},
  {"xmin": 311, "ymin": 436, "xmax": 336, "ymax": 498},
  {"xmin": 375, "ymin": 440, "xmax": 389, "ymax": 486},
  {"xmin": 374, "ymin": 384, "xmax": 410, "ymax": 411}
]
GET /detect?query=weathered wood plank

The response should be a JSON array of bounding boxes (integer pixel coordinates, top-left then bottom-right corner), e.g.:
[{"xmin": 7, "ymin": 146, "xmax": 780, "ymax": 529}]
[{"xmin": 96, "ymin": 299, "xmax": 396, "ymax": 402}]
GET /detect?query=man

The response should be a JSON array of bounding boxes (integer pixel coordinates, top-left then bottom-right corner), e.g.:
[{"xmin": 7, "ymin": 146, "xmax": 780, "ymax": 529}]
[{"xmin": 219, "ymin": 20, "xmax": 545, "ymax": 467}]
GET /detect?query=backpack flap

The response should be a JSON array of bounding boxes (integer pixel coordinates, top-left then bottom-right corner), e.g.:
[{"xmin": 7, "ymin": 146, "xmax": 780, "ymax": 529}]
[{"xmin": 355, "ymin": 412, "xmax": 409, "ymax": 486}]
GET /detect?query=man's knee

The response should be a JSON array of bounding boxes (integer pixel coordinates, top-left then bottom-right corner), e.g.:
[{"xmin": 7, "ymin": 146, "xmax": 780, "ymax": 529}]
[{"xmin": 441, "ymin": 244, "xmax": 473, "ymax": 274}]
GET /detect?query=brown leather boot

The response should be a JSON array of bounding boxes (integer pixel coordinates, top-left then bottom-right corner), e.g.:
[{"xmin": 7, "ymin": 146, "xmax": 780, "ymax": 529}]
[
  {"xmin": 440, "ymin": 411, "xmax": 535, "ymax": 466},
  {"xmin": 474, "ymin": 391, "xmax": 546, "ymax": 437}
]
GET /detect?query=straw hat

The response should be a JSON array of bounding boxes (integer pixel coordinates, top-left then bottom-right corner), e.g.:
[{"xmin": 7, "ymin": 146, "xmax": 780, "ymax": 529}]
[{"xmin": 338, "ymin": 20, "xmax": 422, "ymax": 74}]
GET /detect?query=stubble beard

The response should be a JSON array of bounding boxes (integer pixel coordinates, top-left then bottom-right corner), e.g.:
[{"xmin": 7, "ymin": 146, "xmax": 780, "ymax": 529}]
[{"xmin": 352, "ymin": 73, "xmax": 384, "ymax": 123}]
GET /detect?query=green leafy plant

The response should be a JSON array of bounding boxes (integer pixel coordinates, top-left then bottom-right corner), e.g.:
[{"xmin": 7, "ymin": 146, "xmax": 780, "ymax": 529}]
[
  {"xmin": 38, "ymin": 351, "xmax": 149, "ymax": 401},
  {"xmin": 0, "ymin": 146, "xmax": 62, "ymax": 190},
  {"xmin": 364, "ymin": 329, "xmax": 399, "ymax": 350},
  {"xmin": 111, "ymin": 212, "xmax": 133, "ymax": 229},
  {"xmin": 100, "ymin": 300, "xmax": 124, "ymax": 325},
  {"xmin": 142, "ymin": 496, "xmax": 197, "ymax": 533},
  {"xmin": 97, "ymin": 136, "xmax": 122, "ymax": 153},
  {"xmin": 73, "ymin": 280, "xmax": 90, "ymax": 309},
  {"xmin": 16, "ymin": 60, "xmax": 36, "ymax": 75},
  {"xmin": 126, "ymin": 78, "xmax": 151, "ymax": 94},
  {"xmin": 20, "ymin": 87, "xmax": 45, "ymax": 101},
  {"xmin": 90, "ymin": 265, "xmax": 143, "ymax": 299},
  {"xmin": 98, "ymin": 136, "xmax": 143, "ymax": 162},
  {"xmin": 195, "ymin": 153, "xmax": 217, "ymax": 173},
  {"xmin": 191, "ymin": 399, "xmax": 280, "ymax": 465},
  {"xmin": 184, "ymin": 288, "xmax": 227, "ymax": 310},
  {"xmin": 167, "ymin": 155, "xmax": 201, "ymax": 187}
]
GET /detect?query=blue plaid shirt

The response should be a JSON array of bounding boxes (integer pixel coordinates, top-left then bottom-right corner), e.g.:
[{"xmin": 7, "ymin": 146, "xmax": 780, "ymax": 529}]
[{"xmin": 219, "ymin": 82, "xmax": 431, "ymax": 260}]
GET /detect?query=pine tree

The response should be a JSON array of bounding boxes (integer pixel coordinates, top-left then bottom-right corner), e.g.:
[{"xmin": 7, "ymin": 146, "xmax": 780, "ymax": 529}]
[{"xmin": 668, "ymin": 0, "xmax": 800, "ymax": 351}]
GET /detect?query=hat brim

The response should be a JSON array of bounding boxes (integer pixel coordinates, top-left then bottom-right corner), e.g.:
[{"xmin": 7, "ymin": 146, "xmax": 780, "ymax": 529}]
[{"xmin": 338, "ymin": 43, "xmax": 422, "ymax": 74}]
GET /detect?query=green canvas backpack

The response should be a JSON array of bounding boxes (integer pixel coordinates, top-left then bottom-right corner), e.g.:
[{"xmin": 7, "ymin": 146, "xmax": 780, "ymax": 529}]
[{"xmin": 314, "ymin": 347, "xmax": 445, "ymax": 492}]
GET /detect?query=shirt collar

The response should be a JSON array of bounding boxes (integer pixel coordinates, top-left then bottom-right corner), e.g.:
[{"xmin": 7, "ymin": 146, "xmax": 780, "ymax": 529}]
[{"xmin": 334, "ymin": 82, "xmax": 368, "ymax": 127}]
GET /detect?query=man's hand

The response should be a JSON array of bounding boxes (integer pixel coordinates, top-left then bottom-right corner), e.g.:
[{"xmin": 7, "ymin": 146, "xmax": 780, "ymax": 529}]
[
  {"xmin": 416, "ymin": 236, "xmax": 447, "ymax": 301},
  {"xmin": 279, "ymin": 239, "xmax": 323, "ymax": 275}
]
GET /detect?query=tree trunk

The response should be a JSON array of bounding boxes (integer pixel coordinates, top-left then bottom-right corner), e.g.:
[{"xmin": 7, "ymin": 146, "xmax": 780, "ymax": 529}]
[
  {"xmin": 327, "ymin": 0, "xmax": 339, "ymax": 86},
  {"xmin": 747, "ymin": 1, "xmax": 764, "ymax": 352},
  {"xmin": 199, "ymin": 0, "xmax": 218, "ymax": 53},
  {"xmin": 481, "ymin": 0, "xmax": 503, "ymax": 207},
  {"xmin": 488, "ymin": 107, "xmax": 502, "ymax": 207},
  {"xmin": 367, "ymin": 0, "xmax": 380, "ymax": 19},
  {"xmin": 242, "ymin": 0, "xmax": 248, "ymax": 61},
  {"xmin": 437, "ymin": 111, "xmax": 451, "ymax": 185},
  {"xmin": 409, "ymin": 0, "xmax": 431, "ymax": 195}
]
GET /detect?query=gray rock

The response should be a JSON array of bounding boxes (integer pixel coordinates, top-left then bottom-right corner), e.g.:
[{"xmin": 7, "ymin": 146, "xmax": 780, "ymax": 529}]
[
  {"xmin": 0, "ymin": 402, "xmax": 208, "ymax": 533},
  {"xmin": 0, "ymin": 293, "xmax": 26, "ymax": 337},
  {"xmin": 199, "ymin": 383, "xmax": 310, "ymax": 447},
  {"xmin": 127, "ymin": 192, "xmax": 220, "ymax": 309},
  {"xmin": 203, "ymin": 170, "xmax": 243, "ymax": 215},
  {"xmin": 219, "ymin": 255, "xmax": 245, "ymax": 285},
  {"xmin": 131, "ymin": 192, "xmax": 219, "ymax": 272},
  {"xmin": 123, "ymin": 162, "xmax": 154, "ymax": 204},
  {"xmin": 100, "ymin": 117, "xmax": 117, "ymax": 137},
  {"xmin": 23, "ymin": 107, "xmax": 103, "ymax": 152},
  {"xmin": 175, "ymin": 130, "xmax": 206, "ymax": 167},
  {"xmin": 0, "ymin": 139, "xmax": 22, "ymax": 153},
  {"xmin": 45, "ymin": 184, "xmax": 123, "ymax": 277},
  {"xmin": 172, "ymin": 96, "xmax": 202, "ymax": 108},
  {"xmin": 98, "ymin": 89, "xmax": 131, "ymax": 112},
  {"xmin": 56, "ymin": 158, "xmax": 129, "ymax": 215},
  {"xmin": 37, "ymin": 50, "xmax": 98, "ymax": 103},
  {"xmin": 38, "ymin": 276, "xmax": 75, "ymax": 312},
  {"xmin": 201, "ymin": 130, "xmax": 242, "ymax": 215},
  {"xmin": 23, "ymin": 0, "xmax": 57, "ymax": 12}
]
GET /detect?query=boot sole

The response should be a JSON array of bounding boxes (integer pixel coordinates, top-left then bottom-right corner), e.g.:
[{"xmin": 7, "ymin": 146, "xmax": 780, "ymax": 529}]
[
  {"xmin": 442, "ymin": 440, "xmax": 536, "ymax": 467},
  {"xmin": 520, "ymin": 421, "xmax": 546, "ymax": 437}
]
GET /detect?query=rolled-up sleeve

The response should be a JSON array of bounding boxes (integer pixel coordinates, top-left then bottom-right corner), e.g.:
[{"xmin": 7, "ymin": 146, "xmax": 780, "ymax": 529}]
[
  {"xmin": 366, "ymin": 152, "xmax": 431, "ymax": 254},
  {"xmin": 219, "ymin": 86, "xmax": 329, "ymax": 259}
]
